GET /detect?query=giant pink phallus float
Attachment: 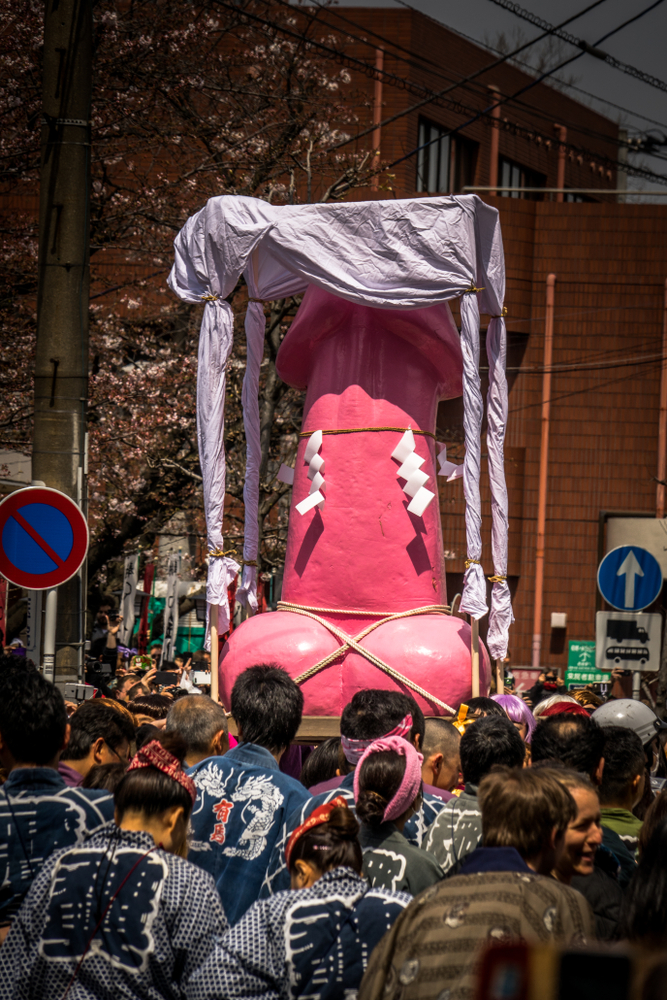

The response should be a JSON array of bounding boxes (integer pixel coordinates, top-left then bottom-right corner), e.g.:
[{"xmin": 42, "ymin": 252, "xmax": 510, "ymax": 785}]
[{"xmin": 168, "ymin": 195, "xmax": 513, "ymax": 718}]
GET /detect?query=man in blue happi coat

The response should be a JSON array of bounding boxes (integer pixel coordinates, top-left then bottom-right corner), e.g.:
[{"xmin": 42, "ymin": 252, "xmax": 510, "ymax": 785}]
[
  {"xmin": 0, "ymin": 659, "xmax": 114, "ymax": 938},
  {"xmin": 187, "ymin": 665, "xmax": 311, "ymax": 924},
  {"xmin": 260, "ymin": 689, "xmax": 449, "ymax": 898}
]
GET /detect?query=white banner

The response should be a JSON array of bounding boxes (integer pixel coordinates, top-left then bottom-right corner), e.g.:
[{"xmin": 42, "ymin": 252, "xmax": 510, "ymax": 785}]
[
  {"xmin": 25, "ymin": 590, "xmax": 42, "ymax": 667},
  {"xmin": 119, "ymin": 554, "xmax": 139, "ymax": 647},
  {"xmin": 163, "ymin": 554, "xmax": 181, "ymax": 662}
]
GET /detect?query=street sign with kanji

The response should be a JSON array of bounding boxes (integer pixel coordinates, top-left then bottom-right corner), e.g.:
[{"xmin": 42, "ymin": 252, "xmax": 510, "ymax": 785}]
[
  {"xmin": 598, "ymin": 545, "xmax": 663, "ymax": 612},
  {"xmin": 0, "ymin": 487, "xmax": 88, "ymax": 590},
  {"xmin": 565, "ymin": 639, "xmax": 607, "ymax": 687}
]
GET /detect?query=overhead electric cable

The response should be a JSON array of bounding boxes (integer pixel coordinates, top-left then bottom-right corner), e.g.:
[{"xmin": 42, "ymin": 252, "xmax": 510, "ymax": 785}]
[
  {"xmin": 484, "ymin": 0, "xmax": 667, "ymax": 95},
  {"xmin": 384, "ymin": 0, "xmax": 667, "ymax": 177}
]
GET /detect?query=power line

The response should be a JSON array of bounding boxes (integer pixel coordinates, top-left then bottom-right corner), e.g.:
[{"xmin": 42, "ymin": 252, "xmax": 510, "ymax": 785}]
[
  {"xmin": 484, "ymin": 0, "xmax": 667, "ymax": 96},
  {"xmin": 384, "ymin": 0, "xmax": 667, "ymax": 177},
  {"xmin": 217, "ymin": 0, "xmax": 667, "ymax": 188}
]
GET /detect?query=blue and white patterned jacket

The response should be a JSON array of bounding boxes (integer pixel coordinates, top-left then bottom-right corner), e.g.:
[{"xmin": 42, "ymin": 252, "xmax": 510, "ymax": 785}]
[
  {"xmin": 0, "ymin": 823, "xmax": 229, "ymax": 1000},
  {"xmin": 217, "ymin": 866, "xmax": 411, "ymax": 1000},
  {"xmin": 187, "ymin": 743, "xmax": 311, "ymax": 925},
  {"xmin": 260, "ymin": 771, "xmax": 447, "ymax": 900},
  {"xmin": 0, "ymin": 767, "xmax": 114, "ymax": 924}
]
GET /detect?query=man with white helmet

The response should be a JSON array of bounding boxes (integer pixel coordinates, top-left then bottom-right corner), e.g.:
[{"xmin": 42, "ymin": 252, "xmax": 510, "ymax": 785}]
[{"xmin": 591, "ymin": 700, "xmax": 667, "ymax": 750}]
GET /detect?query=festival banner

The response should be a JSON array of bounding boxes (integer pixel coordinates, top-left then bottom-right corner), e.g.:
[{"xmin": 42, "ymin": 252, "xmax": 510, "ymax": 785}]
[
  {"xmin": 25, "ymin": 589, "xmax": 42, "ymax": 666},
  {"xmin": 119, "ymin": 553, "xmax": 139, "ymax": 646},
  {"xmin": 163, "ymin": 554, "xmax": 180, "ymax": 661}
]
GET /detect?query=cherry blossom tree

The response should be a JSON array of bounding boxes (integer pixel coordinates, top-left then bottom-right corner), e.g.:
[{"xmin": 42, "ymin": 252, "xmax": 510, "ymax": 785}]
[{"xmin": 0, "ymin": 0, "xmax": 378, "ymax": 605}]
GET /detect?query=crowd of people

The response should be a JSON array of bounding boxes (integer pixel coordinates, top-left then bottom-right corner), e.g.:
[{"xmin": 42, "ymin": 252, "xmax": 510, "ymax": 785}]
[{"xmin": 1, "ymin": 652, "xmax": 667, "ymax": 998}]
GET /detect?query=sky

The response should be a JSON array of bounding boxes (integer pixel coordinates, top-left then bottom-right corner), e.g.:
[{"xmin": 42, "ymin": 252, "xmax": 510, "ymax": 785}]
[{"xmin": 325, "ymin": 0, "xmax": 667, "ymax": 198}]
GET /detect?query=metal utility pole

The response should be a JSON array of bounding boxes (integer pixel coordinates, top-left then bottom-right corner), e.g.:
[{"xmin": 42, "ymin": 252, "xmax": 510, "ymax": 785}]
[{"xmin": 33, "ymin": 0, "xmax": 92, "ymax": 679}]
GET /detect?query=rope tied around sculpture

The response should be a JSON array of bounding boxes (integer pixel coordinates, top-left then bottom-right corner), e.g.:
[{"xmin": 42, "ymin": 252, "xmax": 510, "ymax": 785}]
[{"xmin": 276, "ymin": 601, "xmax": 456, "ymax": 713}]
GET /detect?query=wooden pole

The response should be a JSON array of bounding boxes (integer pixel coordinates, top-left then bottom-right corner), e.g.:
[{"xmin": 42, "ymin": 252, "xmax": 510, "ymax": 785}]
[
  {"xmin": 210, "ymin": 604, "xmax": 219, "ymax": 703},
  {"xmin": 554, "ymin": 124, "xmax": 567, "ymax": 202},
  {"xmin": 471, "ymin": 617, "xmax": 480, "ymax": 697},
  {"xmin": 370, "ymin": 48, "xmax": 384, "ymax": 191},
  {"xmin": 532, "ymin": 274, "xmax": 556, "ymax": 669},
  {"xmin": 495, "ymin": 659, "xmax": 504, "ymax": 695},
  {"xmin": 656, "ymin": 278, "xmax": 667, "ymax": 518},
  {"xmin": 488, "ymin": 85, "xmax": 501, "ymax": 195}
]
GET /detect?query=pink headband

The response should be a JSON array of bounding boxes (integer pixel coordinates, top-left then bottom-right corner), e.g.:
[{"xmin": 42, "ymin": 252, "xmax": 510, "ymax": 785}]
[
  {"xmin": 353, "ymin": 735, "xmax": 424, "ymax": 823},
  {"xmin": 341, "ymin": 713, "xmax": 413, "ymax": 766}
]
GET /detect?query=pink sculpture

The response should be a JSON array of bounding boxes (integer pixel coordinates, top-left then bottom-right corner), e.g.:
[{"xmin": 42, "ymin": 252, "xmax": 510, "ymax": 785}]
[{"xmin": 219, "ymin": 286, "xmax": 490, "ymax": 715}]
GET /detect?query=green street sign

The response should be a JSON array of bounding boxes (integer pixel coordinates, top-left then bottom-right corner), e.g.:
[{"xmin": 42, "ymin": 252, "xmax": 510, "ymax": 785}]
[{"xmin": 565, "ymin": 639, "xmax": 611, "ymax": 687}]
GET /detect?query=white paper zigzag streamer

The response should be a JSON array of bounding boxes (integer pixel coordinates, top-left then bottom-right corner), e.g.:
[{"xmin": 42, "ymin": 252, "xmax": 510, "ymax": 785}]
[
  {"xmin": 391, "ymin": 429, "xmax": 435, "ymax": 518},
  {"xmin": 437, "ymin": 443, "xmax": 463, "ymax": 482},
  {"xmin": 296, "ymin": 429, "xmax": 326, "ymax": 515}
]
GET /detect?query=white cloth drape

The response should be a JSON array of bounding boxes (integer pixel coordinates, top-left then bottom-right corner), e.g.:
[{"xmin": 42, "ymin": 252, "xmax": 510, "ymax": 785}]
[
  {"xmin": 119, "ymin": 553, "xmax": 138, "ymax": 647},
  {"xmin": 168, "ymin": 194, "xmax": 513, "ymax": 659}
]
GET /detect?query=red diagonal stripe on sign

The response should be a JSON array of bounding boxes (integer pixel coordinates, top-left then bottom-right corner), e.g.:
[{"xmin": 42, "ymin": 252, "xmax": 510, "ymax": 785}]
[{"xmin": 11, "ymin": 510, "xmax": 65, "ymax": 568}]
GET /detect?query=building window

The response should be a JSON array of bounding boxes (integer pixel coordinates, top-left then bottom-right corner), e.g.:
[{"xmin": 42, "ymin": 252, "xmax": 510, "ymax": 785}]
[
  {"xmin": 416, "ymin": 118, "xmax": 477, "ymax": 194},
  {"xmin": 498, "ymin": 156, "xmax": 546, "ymax": 200}
]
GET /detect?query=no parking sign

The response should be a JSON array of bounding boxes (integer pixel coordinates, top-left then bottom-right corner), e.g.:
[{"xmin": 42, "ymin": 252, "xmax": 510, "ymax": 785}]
[{"xmin": 0, "ymin": 487, "xmax": 88, "ymax": 590}]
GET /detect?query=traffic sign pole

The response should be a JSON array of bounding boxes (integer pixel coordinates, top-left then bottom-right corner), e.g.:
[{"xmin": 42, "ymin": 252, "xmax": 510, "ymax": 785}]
[{"xmin": 43, "ymin": 588, "xmax": 57, "ymax": 683}]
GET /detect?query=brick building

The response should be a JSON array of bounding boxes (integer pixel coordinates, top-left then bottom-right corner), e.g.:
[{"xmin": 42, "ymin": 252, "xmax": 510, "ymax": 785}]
[{"xmin": 326, "ymin": 6, "xmax": 666, "ymax": 671}]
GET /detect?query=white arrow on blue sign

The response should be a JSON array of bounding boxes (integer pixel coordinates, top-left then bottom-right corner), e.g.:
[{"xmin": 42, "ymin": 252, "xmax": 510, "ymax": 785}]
[{"xmin": 598, "ymin": 545, "xmax": 663, "ymax": 612}]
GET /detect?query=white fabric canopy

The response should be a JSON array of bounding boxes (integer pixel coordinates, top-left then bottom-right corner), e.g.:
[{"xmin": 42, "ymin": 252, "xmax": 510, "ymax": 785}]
[{"xmin": 168, "ymin": 194, "xmax": 513, "ymax": 659}]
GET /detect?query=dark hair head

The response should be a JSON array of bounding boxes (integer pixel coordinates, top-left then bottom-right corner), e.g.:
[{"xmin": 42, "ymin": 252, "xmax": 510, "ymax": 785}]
[
  {"xmin": 129, "ymin": 694, "xmax": 172, "ymax": 720},
  {"xmin": 82, "ymin": 762, "xmax": 128, "ymax": 792},
  {"xmin": 288, "ymin": 805, "xmax": 362, "ymax": 875},
  {"xmin": 531, "ymin": 715, "xmax": 604, "ymax": 780},
  {"xmin": 479, "ymin": 766, "xmax": 576, "ymax": 860},
  {"xmin": 620, "ymin": 816, "xmax": 667, "ymax": 947},
  {"xmin": 165, "ymin": 695, "xmax": 228, "ymax": 755},
  {"xmin": 422, "ymin": 718, "xmax": 461, "ymax": 759},
  {"xmin": 114, "ymin": 732, "xmax": 192, "ymax": 821},
  {"xmin": 299, "ymin": 738, "xmax": 344, "ymax": 789},
  {"xmin": 135, "ymin": 723, "xmax": 162, "ymax": 750},
  {"xmin": 231, "ymin": 665, "xmax": 303, "ymax": 752},
  {"xmin": 356, "ymin": 750, "xmax": 408, "ymax": 828},
  {"xmin": 464, "ymin": 697, "xmax": 505, "ymax": 718},
  {"xmin": 0, "ymin": 662, "xmax": 68, "ymax": 765},
  {"xmin": 64, "ymin": 701, "xmax": 135, "ymax": 761},
  {"xmin": 340, "ymin": 690, "xmax": 425, "ymax": 747},
  {"xmin": 127, "ymin": 683, "xmax": 151, "ymax": 700},
  {"xmin": 639, "ymin": 789, "xmax": 667, "ymax": 857},
  {"xmin": 459, "ymin": 715, "xmax": 525, "ymax": 785},
  {"xmin": 599, "ymin": 725, "xmax": 646, "ymax": 805}
]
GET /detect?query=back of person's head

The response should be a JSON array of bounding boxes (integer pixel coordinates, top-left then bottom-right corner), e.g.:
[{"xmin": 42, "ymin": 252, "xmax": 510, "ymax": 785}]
[
  {"xmin": 127, "ymin": 682, "xmax": 151, "ymax": 700},
  {"xmin": 464, "ymin": 696, "xmax": 505, "ymax": 718},
  {"xmin": 620, "ymin": 816, "xmax": 667, "ymax": 947},
  {"xmin": 639, "ymin": 789, "xmax": 667, "ymax": 857},
  {"xmin": 355, "ymin": 751, "xmax": 406, "ymax": 828},
  {"xmin": 231, "ymin": 664, "xmax": 303, "ymax": 752},
  {"xmin": 129, "ymin": 694, "xmax": 172, "ymax": 720},
  {"xmin": 491, "ymin": 694, "xmax": 537, "ymax": 743},
  {"xmin": 532, "ymin": 693, "xmax": 577, "ymax": 718},
  {"xmin": 0, "ymin": 662, "xmax": 68, "ymax": 765},
  {"xmin": 287, "ymin": 804, "xmax": 362, "ymax": 876},
  {"xmin": 135, "ymin": 722, "xmax": 162, "ymax": 750},
  {"xmin": 531, "ymin": 714, "xmax": 604, "ymax": 780},
  {"xmin": 599, "ymin": 725, "xmax": 645, "ymax": 806},
  {"xmin": 64, "ymin": 700, "xmax": 135, "ymax": 761},
  {"xmin": 479, "ymin": 766, "xmax": 576, "ymax": 862},
  {"xmin": 165, "ymin": 695, "xmax": 228, "ymax": 756},
  {"xmin": 459, "ymin": 715, "xmax": 525, "ymax": 785},
  {"xmin": 299, "ymin": 737, "xmax": 343, "ymax": 789},
  {"xmin": 340, "ymin": 689, "xmax": 425, "ymax": 748},
  {"xmin": 421, "ymin": 717, "xmax": 460, "ymax": 759},
  {"xmin": 82, "ymin": 761, "xmax": 128, "ymax": 792},
  {"xmin": 114, "ymin": 732, "xmax": 193, "ymax": 822}
]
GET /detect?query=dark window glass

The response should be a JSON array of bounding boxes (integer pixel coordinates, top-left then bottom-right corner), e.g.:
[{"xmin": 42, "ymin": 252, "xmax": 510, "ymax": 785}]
[
  {"xmin": 498, "ymin": 156, "xmax": 546, "ymax": 200},
  {"xmin": 416, "ymin": 118, "xmax": 477, "ymax": 194}
]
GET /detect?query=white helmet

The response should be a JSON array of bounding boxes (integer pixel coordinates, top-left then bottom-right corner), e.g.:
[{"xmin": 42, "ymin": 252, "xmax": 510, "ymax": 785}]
[{"xmin": 591, "ymin": 699, "xmax": 667, "ymax": 746}]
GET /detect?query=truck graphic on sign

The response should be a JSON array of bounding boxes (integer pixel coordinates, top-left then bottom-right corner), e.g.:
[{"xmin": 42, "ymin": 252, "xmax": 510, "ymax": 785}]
[{"xmin": 606, "ymin": 619, "xmax": 649, "ymax": 644}]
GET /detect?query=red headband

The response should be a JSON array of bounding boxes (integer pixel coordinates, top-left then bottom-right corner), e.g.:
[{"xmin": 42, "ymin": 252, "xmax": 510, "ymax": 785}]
[
  {"xmin": 540, "ymin": 702, "xmax": 590, "ymax": 719},
  {"xmin": 126, "ymin": 740, "xmax": 196, "ymax": 804},
  {"xmin": 285, "ymin": 796, "xmax": 349, "ymax": 867}
]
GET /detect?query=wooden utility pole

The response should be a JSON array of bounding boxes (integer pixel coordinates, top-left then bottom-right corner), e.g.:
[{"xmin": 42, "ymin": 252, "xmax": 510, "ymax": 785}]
[{"xmin": 33, "ymin": 0, "xmax": 92, "ymax": 679}]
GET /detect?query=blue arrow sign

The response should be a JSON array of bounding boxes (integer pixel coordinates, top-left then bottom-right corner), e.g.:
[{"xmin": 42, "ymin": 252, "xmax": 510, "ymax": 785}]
[{"xmin": 598, "ymin": 545, "xmax": 663, "ymax": 611}]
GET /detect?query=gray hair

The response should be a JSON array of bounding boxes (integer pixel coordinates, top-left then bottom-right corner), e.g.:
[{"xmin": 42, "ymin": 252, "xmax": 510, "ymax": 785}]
[{"xmin": 165, "ymin": 695, "xmax": 228, "ymax": 754}]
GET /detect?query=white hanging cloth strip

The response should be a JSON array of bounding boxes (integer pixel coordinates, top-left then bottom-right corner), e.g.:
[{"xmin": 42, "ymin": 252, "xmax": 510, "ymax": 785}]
[{"xmin": 168, "ymin": 194, "xmax": 512, "ymax": 658}]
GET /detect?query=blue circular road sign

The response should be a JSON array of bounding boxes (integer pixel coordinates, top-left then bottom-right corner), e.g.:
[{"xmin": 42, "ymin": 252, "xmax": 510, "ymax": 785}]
[{"xmin": 598, "ymin": 545, "xmax": 663, "ymax": 612}]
